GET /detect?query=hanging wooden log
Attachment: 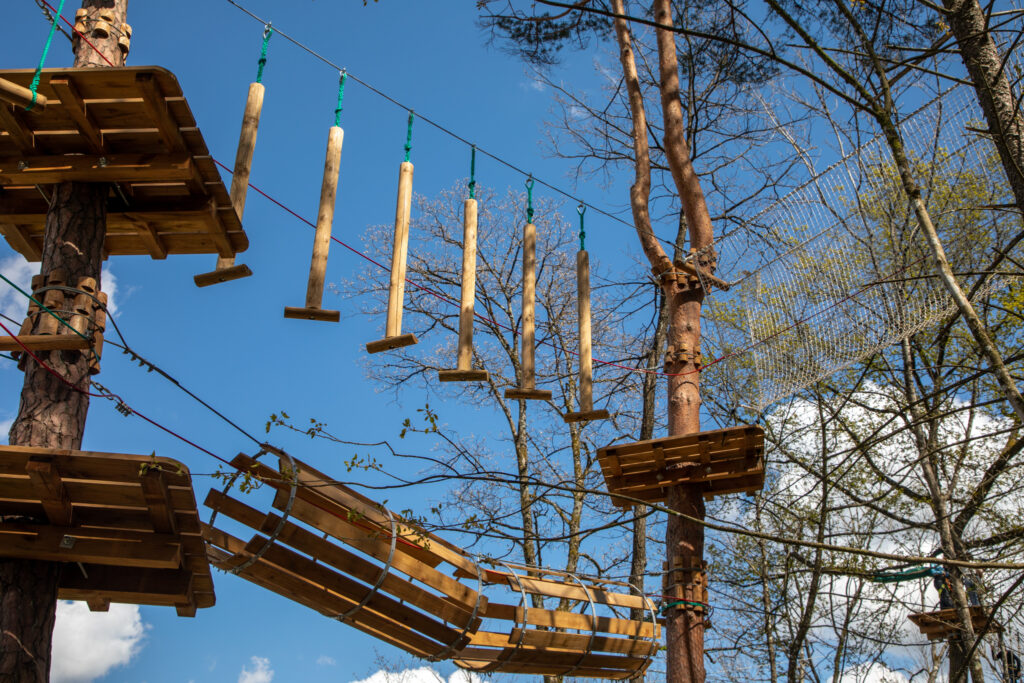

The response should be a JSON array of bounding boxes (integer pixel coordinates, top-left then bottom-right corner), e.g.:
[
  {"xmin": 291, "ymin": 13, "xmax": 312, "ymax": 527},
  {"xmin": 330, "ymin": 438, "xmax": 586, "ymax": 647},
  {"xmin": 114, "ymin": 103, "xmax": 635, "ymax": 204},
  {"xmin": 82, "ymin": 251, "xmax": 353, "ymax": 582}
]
[
  {"xmin": 504, "ymin": 221, "xmax": 551, "ymax": 400},
  {"xmin": 0, "ymin": 77, "xmax": 47, "ymax": 111},
  {"xmin": 366, "ymin": 161, "xmax": 419, "ymax": 353},
  {"xmin": 283, "ymin": 125, "xmax": 344, "ymax": 322},
  {"xmin": 439, "ymin": 198, "xmax": 488, "ymax": 381},
  {"xmin": 193, "ymin": 82, "xmax": 263, "ymax": 287},
  {"xmin": 564, "ymin": 250, "xmax": 609, "ymax": 423}
]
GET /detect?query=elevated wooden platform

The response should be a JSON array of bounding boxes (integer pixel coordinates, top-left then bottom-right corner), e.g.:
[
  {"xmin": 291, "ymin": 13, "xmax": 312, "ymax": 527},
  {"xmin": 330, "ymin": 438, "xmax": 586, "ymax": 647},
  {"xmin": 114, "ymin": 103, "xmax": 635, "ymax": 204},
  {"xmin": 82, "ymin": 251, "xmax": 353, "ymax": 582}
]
[
  {"xmin": 0, "ymin": 66, "xmax": 247, "ymax": 261},
  {"xmin": 203, "ymin": 453, "xmax": 486, "ymax": 661},
  {"xmin": 909, "ymin": 606, "xmax": 1000, "ymax": 641},
  {"xmin": 597, "ymin": 425, "xmax": 765, "ymax": 507},
  {"xmin": 0, "ymin": 445, "xmax": 214, "ymax": 616}
]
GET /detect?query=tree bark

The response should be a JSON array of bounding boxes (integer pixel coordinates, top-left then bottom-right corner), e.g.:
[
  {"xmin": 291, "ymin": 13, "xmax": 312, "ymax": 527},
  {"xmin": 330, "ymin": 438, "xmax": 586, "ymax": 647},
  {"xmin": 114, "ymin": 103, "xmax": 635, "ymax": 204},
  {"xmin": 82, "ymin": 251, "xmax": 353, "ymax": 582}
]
[{"xmin": 2, "ymin": 2, "xmax": 126, "ymax": 679}]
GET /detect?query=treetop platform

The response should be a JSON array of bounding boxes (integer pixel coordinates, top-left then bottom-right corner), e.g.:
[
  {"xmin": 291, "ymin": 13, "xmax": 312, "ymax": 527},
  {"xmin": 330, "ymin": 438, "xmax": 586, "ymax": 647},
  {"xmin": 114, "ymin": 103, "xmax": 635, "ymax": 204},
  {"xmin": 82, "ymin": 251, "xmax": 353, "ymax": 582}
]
[
  {"xmin": 0, "ymin": 66, "xmax": 248, "ymax": 261},
  {"xmin": 0, "ymin": 444, "xmax": 214, "ymax": 616},
  {"xmin": 908, "ymin": 606, "xmax": 1001, "ymax": 641},
  {"xmin": 597, "ymin": 424, "xmax": 765, "ymax": 507}
]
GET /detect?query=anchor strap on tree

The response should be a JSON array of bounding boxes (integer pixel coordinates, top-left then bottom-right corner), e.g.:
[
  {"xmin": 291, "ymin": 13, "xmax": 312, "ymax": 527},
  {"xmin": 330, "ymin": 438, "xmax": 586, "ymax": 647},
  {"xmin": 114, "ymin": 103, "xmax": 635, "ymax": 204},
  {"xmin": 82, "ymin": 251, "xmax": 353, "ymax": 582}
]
[{"xmin": 26, "ymin": 0, "xmax": 66, "ymax": 111}]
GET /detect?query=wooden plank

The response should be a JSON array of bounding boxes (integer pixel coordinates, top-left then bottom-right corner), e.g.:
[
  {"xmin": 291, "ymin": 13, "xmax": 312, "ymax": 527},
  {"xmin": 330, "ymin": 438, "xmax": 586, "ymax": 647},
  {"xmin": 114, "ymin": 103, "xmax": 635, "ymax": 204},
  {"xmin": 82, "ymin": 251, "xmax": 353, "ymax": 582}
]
[
  {"xmin": 0, "ymin": 223, "xmax": 41, "ymax": 261},
  {"xmin": 140, "ymin": 468, "xmax": 177, "ymax": 534},
  {"xmin": 25, "ymin": 457, "xmax": 72, "ymax": 526},
  {"xmin": 509, "ymin": 576, "xmax": 649, "ymax": 610},
  {"xmin": 49, "ymin": 78, "xmax": 104, "ymax": 153},
  {"xmin": 59, "ymin": 564, "xmax": 193, "ymax": 602},
  {"xmin": 0, "ymin": 524, "xmax": 181, "ymax": 568},
  {"xmin": 0, "ymin": 105, "xmax": 35, "ymax": 152},
  {"xmin": 135, "ymin": 73, "xmax": 186, "ymax": 152},
  {"xmin": 484, "ymin": 603, "xmax": 658, "ymax": 639},
  {"xmin": 0, "ymin": 334, "xmax": 93, "ymax": 353},
  {"xmin": 128, "ymin": 220, "xmax": 168, "ymax": 259},
  {"xmin": 0, "ymin": 153, "xmax": 193, "ymax": 184},
  {"xmin": 453, "ymin": 645, "xmax": 646, "ymax": 672},
  {"xmin": 0, "ymin": 477, "xmax": 197, "ymax": 512},
  {"xmin": 0, "ymin": 445, "xmax": 192, "ymax": 487}
]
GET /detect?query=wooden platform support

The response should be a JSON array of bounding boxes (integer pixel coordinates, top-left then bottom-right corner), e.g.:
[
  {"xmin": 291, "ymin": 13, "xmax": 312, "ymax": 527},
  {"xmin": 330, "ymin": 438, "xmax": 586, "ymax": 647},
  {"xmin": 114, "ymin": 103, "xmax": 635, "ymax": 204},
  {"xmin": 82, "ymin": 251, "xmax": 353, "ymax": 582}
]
[
  {"xmin": 0, "ymin": 67, "xmax": 248, "ymax": 261},
  {"xmin": 0, "ymin": 76, "xmax": 47, "ymax": 111},
  {"xmin": 203, "ymin": 454, "xmax": 659, "ymax": 679},
  {"xmin": 366, "ymin": 161, "xmax": 419, "ymax": 352},
  {"xmin": 909, "ymin": 606, "xmax": 1000, "ymax": 641},
  {"xmin": 0, "ymin": 445, "xmax": 215, "ymax": 615},
  {"xmin": 5, "ymin": 269, "xmax": 107, "ymax": 374},
  {"xmin": 597, "ymin": 425, "xmax": 765, "ymax": 507},
  {"xmin": 564, "ymin": 250, "xmax": 609, "ymax": 423},
  {"xmin": 439, "ymin": 197, "xmax": 488, "ymax": 382},
  {"xmin": 504, "ymin": 220, "xmax": 552, "ymax": 401},
  {"xmin": 195, "ymin": 82, "xmax": 264, "ymax": 287},
  {"xmin": 283, "ymin": 125, "xmax": 344, "ymax": 322}
]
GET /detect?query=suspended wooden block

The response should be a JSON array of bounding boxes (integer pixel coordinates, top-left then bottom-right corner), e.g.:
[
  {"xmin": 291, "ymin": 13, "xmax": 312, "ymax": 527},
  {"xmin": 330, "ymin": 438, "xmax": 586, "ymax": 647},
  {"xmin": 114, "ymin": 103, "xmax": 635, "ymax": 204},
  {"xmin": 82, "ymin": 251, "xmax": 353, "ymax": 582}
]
[
  {"xmin": 452, "ymin": 562, "xmax": 659, "ymax": 679},
  {"xmin": 7, "ymin": 269, "xmax": 107, "ymax": 375},
  {"xmin": 564, "ymin": 250, "xmax": 609, "ymax": 423},
  {"xmin": 195, "ymin": 81, "xmax": 264, "ymax": 287},
  {"xmin": 0, "ymin": 77, "xmax": 47, "ymax": 110},
  {"xmin": 283, "ymin": 125, "xmax": 343, "ymax": 322},
  {"xmin": 439, "ymin": 197, "xmax": 488, "ymax": 382},
  {"xmin": 0, "ymin": 445, "xmax": 215, "ymax": 616},
  {"xmin": 203, "ymin": 453, "xmax": 486, "ymax": 660},
  {"xmin": 504, "ymin": 221, "xmax": 552, "ymax": 401},
  {"xmin": 908, "ymin": 606, "xmax": 1000, "ymax": 641},
  {"xmin": 0, "ymin": 66, "xmax": 248, "ymax": 261},
  {"xmin": 597, "ymin": 425, "xmax": 765, "ymax": 508},
  {"xmin": 366, "ymin": 161, "xmax": 419, "ymax": 353}
]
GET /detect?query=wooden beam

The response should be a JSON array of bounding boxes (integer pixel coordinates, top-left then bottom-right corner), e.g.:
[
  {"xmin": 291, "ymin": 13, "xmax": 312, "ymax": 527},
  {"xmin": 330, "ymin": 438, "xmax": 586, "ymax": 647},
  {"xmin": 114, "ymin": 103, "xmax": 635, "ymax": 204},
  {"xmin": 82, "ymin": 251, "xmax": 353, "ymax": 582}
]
[
  {"xmin": 25, "ymin": 457, "xmax": 72, "ymax": 526},
  {"xmin": 0, "ymin": 78, "xmax": 47, "ymax": 111},
  {"xmin": 127, "ymin": 219, "xmax": 167, "ymax": 259},
  {"xmin": 0, "ymin": 153, "xmax": 193, "ymax": 185},
  {"xmin": 140, "ymin": 468, "xmax": 177, "ymax": 534},
  {"xmin": 0, "ymin": 223, "xmax": 41, "ymax": 261},
  {"xmin": 205, "ymin": 199, "xmax": 235, "ymax": 258},
  {"xmin": 0, "ymin": 334, "xmax": 92, "ymax": 353},
  {"xmin": 0, "ymin": 105, "xmax": 35, "ymax": 152},
  {"xmin": 49, "ymin": 78, "xmax": 105, "ymax": 154},
  {"xmin": 0, "ymin": 525, "xmax": 182, "ymax": 569},
  {"xmin": 135, "ymin": 74, "xmax": 186, "ymax": 152}
]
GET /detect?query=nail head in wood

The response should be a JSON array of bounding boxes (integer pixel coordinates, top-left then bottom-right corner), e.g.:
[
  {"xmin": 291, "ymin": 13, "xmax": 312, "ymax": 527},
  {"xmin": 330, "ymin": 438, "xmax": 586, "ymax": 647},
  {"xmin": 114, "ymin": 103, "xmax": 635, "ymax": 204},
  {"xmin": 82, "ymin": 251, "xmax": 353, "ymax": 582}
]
[{"xmin": 365, "ymin": 333, "xmax": 418, "ymax": 354}]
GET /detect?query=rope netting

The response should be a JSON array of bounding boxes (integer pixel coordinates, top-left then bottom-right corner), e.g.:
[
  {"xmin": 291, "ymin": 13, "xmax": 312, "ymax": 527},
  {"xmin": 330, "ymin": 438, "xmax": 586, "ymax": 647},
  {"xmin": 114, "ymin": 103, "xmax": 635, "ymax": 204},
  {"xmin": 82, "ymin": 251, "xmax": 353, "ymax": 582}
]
[{"xmin": 697, "ymin": 82, "xmax": 1015, "ymax": 412}]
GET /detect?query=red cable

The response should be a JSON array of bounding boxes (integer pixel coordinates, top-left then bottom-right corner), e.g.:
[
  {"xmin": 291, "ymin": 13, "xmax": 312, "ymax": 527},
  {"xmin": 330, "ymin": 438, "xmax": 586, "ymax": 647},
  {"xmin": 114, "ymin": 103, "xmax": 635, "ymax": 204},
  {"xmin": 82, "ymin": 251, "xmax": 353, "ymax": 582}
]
[{"xmin": 41, "ymin": 0, "xmax": 115, "ymax": 67}]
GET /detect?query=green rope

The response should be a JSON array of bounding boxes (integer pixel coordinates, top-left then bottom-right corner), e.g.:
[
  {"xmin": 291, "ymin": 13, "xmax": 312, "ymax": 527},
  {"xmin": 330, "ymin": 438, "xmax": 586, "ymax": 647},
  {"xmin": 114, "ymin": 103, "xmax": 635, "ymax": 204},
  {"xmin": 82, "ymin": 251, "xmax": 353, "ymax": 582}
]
[
  {"xmin": 577, "ymin": 204, "xmax": 587, "ymax": 251},
  {"xmin": 26, "ymin": 0, "xmax": 66, "ymax": 112},
  {"xmin": 525, "ymin": 177, "xmax": 535, "ymax": 223},
  {"xmin": 403, "ymin": 111, "xmax": 415, "ymax": 162},
  {"xmin": 334, "ymin": 71, "xmax": 347, "ymax": 127},
  {"xmin": 255, "ymin": 24, "xmax": 273, "ymax": 84},
  {"xmin": 659, "ymin": 600, "xmax": 706, "ymax": 614},
  {"xmin": 468, "ymin": 145, "xmax": 477, "ymax": 199}
]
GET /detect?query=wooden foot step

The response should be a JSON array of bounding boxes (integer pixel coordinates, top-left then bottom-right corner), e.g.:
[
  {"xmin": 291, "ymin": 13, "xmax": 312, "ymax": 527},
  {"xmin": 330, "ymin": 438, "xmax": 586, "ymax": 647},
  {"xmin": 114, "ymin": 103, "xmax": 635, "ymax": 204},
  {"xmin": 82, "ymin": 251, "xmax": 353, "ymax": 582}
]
[
  {"xmin": 193, "ymin": 264, "xmax": 252, "ymax": 288},
  {"xmin": 283, "ymin": 306, "xmax": 341, "ymax": 323},
  {"xmin": 366, "ymin": 333, "xmax": 418, "ymax": 354},
  {"xmin": 563, "ymin": 408, "xmax": 610, "ymax": 423},
  {"xmin": 504, "ymin": 388, "xmax": 552, "ymax": 401},
  {"xmin": 438, "ymin": 369, "xmax": 489, "ymax": 382}
]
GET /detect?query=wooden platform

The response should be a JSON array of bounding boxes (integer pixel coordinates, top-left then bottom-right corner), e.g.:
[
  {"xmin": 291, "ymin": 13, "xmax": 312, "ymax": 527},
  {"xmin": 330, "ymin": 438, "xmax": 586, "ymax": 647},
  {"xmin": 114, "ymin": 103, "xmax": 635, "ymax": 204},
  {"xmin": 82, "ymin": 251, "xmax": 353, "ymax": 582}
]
[
  {"xmin": 204, "ymin": 453, "xmax": 487, "ymax": 661},
  {"xmin": 909, "ymin": 606, "xmax": 1001, "ymax": 641},
  {"xmin": 597, "ymin": 425, "xmax": 765, "ymax": 507},
  {"xmin": 0, "ymin": 66, "xmax": 247, "ymax": 261},
  {"xmin": 0, "ymin": 445, "xmax": 214, "ymax": 616}
]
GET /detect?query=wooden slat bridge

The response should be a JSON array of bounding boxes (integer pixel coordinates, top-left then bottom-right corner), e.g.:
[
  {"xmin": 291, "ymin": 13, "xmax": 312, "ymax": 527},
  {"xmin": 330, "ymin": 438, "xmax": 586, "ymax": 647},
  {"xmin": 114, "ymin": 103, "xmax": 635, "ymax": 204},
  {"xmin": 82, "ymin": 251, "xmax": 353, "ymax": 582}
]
[
  {"xmin": 597, "ymin": 424, "xmax": 766, "ymax": 507},
  {"xmin": 203, "ymin": 453, "xmax": 659, "ymax": 679},
  {"xmin": 0, "ymin": 66, "xmax": 247, "ymax": 261},
  {"xmin": 0, "ymin": 445, "xmax": 214, "ymax": 616}
]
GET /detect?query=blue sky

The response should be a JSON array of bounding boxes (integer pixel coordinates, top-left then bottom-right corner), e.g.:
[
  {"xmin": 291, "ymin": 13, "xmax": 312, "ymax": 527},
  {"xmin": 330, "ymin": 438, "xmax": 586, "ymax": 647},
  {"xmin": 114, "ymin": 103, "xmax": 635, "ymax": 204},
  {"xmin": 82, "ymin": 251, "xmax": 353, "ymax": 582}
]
[{"xmin": 0, "ymin": 2, "xmax": 660, "ymax": 681}]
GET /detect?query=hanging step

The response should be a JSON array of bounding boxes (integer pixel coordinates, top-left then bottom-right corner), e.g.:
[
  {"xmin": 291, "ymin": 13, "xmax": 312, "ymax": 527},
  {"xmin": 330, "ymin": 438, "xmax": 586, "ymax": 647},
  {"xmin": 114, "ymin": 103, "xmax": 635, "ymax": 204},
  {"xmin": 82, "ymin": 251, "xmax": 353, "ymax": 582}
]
[
  {"xmin": 908, "ymin": 606, "xmax": 1000, "ymax": 641},
  {"xmin": 597, "ymin": 424, "xmax": 765, "ymax": 507},
  {"xmin": 0, "ymin": 445, "xmax": 215, "ymax": 616},
  {"xmin": 0, "ymin": 66, "xmax": 247, "ymax": 261}
]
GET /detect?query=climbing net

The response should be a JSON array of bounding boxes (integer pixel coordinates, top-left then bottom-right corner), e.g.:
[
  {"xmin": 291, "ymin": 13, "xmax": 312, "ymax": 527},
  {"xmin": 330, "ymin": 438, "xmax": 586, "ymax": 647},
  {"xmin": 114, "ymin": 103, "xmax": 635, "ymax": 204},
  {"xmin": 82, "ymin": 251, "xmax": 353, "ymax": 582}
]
[{"xmin": 698, "ymin": 82, "xmax": 1016, "ymax": 412}]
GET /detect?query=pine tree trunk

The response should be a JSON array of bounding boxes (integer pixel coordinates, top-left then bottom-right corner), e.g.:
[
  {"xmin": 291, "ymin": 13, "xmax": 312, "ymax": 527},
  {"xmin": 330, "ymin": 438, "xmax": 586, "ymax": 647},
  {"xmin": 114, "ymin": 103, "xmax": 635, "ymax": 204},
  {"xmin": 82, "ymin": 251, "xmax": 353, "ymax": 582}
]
[{"xmin": 1, "ymin": 2, "xmax": 126, "ymax": 679}]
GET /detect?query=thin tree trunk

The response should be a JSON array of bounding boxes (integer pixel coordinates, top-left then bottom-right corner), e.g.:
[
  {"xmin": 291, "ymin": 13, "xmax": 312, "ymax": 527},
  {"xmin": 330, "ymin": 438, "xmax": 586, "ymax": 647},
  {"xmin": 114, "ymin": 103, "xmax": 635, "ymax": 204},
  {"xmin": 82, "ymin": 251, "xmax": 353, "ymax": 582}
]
[{"xmin": 2, "ymin": 2, "xmax": 126, "ymax": 679}]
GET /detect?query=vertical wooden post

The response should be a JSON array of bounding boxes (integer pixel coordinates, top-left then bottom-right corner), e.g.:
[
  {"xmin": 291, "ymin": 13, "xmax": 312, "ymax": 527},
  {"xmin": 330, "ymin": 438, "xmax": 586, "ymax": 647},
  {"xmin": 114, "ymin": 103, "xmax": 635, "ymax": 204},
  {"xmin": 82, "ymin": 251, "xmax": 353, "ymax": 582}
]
[
  {"xmin": 563, "ymin": 249, "xmax": 608, "ymax": 422},
  {"xmin": 504, "ymin": 221, "xmax": 551, "ymax": 400},
  {"xmin": 283, "ymin": 126, "xmax": 343, "ymax": 322},
  {"xmin": 366, "ymin": 161, "xmax": 419, "ymax": 353},
  {"xmin": 439, "ymin": 198, "xmax": 488, "ymax": 381},
  {"xmin": 194, "ymin": 82, "xmax": 264, "ymax": 287}
]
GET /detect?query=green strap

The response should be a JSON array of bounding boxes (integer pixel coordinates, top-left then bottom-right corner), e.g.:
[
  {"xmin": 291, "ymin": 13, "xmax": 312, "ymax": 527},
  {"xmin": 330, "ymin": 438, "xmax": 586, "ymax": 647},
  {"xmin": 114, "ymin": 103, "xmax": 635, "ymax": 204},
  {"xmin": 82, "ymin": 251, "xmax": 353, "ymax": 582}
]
[
  {"xmin": 403, "ymin": 111, "xmax": 415, "ymax": 162},
  {"xmin": 659, "ymin": 600, "xmax": 706, "ymax": 614},
  {"xmin": 468, "ymin": 146, "xmax": 477, "ymax": 199},
  {"xmin": 26, "ymin": 0, "xmax": 66, "ymax": 112},
  {"xmin": 334, "ymin": 71, "xmax": 347, "ymax": 127},
  {"xmin": 255, "ymin": 24, "xmax": 273, "ymax": 84},
  {"xmin": 525, "ymin": 177, "xmax": 535, "ymax": 223},
  {"xmin": 577, "ymin": 204, "xmax": 586, "ymax": 251},
  {"xmin": 0, "ymin": 270, "xmax": 91, "ymax": 344}
]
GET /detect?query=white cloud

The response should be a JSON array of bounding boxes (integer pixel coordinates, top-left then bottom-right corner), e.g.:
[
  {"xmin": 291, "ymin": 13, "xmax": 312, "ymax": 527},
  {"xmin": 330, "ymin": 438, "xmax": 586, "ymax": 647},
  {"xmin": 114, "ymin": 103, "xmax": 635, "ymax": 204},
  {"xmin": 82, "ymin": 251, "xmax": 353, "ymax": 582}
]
[
  {"xmin": 51, "ymin": 601, "xmax": 145, "ymax": 683},
  {"xmin": 316, "ymin": 655, "xmax": 336, "ymax": 666},
  {"xmin": 238, "ymin": 656, "xmax": 274, "ymax": 683},
  {"xmin": 0, "ymin": 418, "xmax": 12, "ymax": 444},
  {"xmin": 831, "ymin": 662, "xmax": 911, "ymax": 683},
  {"xmin": 352, "ymin": 668, "xmax": 483, "ymax": 683}
]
